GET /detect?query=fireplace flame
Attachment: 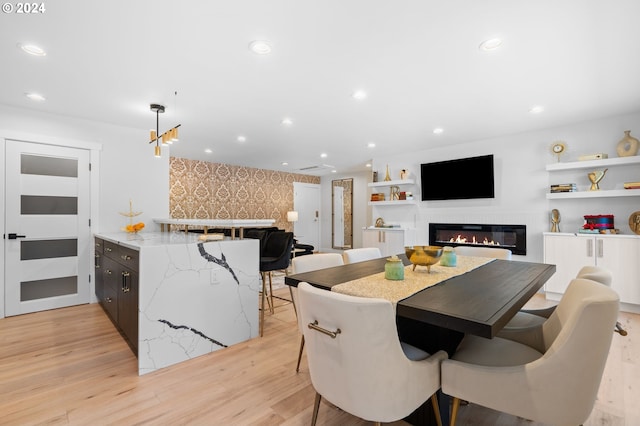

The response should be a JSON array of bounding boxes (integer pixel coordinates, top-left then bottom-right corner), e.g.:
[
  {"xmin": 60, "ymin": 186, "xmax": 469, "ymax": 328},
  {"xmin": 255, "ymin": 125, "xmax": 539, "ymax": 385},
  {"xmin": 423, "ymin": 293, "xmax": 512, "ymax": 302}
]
[{"xmin": 449, "ymin": 234, "xmax": 501, "ymax": 246}]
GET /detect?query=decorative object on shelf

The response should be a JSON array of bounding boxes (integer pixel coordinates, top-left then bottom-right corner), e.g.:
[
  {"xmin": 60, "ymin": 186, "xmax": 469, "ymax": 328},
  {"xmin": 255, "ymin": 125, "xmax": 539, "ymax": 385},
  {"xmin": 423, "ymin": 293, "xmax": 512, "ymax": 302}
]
[
  {"xmin": 578, "ymin": 153, "xmax": 608, "ymax": 161},
  {"xmin": 629, "ymin": 211, "xmax": 640, "ymax": 235},
  {"xmin": 439, "ymin": 246, "xmax": 457, "ymax": 267},
  {"xmin": 375, "ymin": 217, "xmax": 385, "ymax": 227},
  {"xmin": 400, "ymin": 169, "xmax": 408, "ymax": 180},
  {"xmin": 550, "ymin": 141, "xmax": 567, "ymax": 162},
  {"xmin": 583, "ymin": 214, "xmax": 614, "ymax": 231},
  {"xmin": 384, "ymin": 255, "xmax": 405, "ymax": 280},
  {"xmin": 372, "ymin": 171, "xmax": 378, "ymax": 182},
  {"xmin": 587, "ymin": 168, "xmax": 608, "ymax": 190},
  {"xmin": 120, "ymin": 199, "xmax": 144, "ymax": 233},
  {"xmin": 551, "ymin": 209, "xmax": 561, "ymax": 232},
  {"xmin": 371, "ymin": 193, "xmax": 386, "ymax": 202},
  {"xmin": 616, "ymin": 130, "xmax": 639, "ymax": 157},
  {"xmin": 148, "ymin": 94, "xmax": 181, "ymax": 158},
  {"xmin": 624, "ymin": 181, "xmax": 640, "ymax": 190},
  {"xmin": 550, "ymin": 183, "xmax": 577, "ymax": 193},
  {"xmin": 384, "ymin": 165, "xmax": 391, "ymax": 181},
  {"xmin": 404, "ymin": 246, "xmax": 443, "ymax": 273},
  {"xmin": 390, "ymin": 185, "xmax": 400, "ymax": 200}
]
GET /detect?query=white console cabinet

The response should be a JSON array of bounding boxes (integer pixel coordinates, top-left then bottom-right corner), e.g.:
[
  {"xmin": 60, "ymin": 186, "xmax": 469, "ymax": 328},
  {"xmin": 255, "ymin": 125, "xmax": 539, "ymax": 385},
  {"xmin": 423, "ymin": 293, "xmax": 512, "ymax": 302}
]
[
  {"xmin": 543, "ymin": 232, "xmax": 640, "ymax": 312},
  {"xmin": 362, "ymin": 228, "xmax": 406, "ymax": 257}
]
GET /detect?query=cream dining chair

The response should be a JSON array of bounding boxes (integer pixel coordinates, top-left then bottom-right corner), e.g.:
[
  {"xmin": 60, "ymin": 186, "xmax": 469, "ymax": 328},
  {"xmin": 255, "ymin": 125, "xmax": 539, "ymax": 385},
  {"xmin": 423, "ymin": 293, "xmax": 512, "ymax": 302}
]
[
  {"xmin": 497, "ymin": 265, "xmax": 625, "ymax": 344},
  {"xmin": 441, "ymin": 278, "xmax": 619, "ymax": 425},
  {"xmin": 298, "ymin": 282, "xmax": 448, "ymax": 426},
  {"xmin": 342, "ymin": 247, "xmax": 383, "ymax": 264},
  {"xmin": 290, "ymin": 253, "xmax": 344, "ymax": 372}
]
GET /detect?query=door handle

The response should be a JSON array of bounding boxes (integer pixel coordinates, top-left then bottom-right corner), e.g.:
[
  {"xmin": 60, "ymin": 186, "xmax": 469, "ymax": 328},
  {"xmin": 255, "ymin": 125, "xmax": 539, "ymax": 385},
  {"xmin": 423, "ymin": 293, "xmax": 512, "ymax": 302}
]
[{"xmin": 6, "ymin": 233, "xmax": 26, "ymax": 239}]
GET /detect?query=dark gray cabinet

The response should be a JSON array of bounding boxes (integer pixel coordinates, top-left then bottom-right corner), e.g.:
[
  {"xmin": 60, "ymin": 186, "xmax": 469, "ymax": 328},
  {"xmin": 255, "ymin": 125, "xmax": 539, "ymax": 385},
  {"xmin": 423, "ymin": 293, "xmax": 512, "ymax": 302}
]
[{"xmin": 95, "ymin": 237, "xmax": 139, "ymax": 355}]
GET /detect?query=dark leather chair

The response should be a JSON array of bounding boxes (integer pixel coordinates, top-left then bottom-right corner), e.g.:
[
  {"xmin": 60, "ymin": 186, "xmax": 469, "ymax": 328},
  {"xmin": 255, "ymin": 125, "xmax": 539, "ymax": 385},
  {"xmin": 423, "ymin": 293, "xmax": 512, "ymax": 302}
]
[{"xmin": 259, "ymin": 231, "xmax": 294, "ymax": 336}]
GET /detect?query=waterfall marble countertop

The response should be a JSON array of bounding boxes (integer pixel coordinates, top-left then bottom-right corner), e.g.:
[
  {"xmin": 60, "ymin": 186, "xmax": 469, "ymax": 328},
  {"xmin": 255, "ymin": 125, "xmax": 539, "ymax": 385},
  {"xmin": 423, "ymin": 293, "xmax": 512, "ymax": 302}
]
[{"xmin": 94, "ymin": 231, "xmax": 260, "ymax": 375}]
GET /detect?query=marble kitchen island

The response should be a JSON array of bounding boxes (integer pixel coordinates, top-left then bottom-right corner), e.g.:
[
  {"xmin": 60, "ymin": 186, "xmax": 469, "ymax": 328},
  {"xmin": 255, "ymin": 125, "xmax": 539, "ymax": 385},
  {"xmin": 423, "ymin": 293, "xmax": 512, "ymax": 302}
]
[{"xmin": 94, "ymin": 231, "xmax": 260, "ymax": 375}]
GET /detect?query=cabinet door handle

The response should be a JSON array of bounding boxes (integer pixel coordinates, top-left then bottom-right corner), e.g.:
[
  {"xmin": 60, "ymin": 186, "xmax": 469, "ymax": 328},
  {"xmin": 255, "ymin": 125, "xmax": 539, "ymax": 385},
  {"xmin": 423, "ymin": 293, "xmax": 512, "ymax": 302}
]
[
  {"xmin": 105, "ymin": 297, "xmax": 112, "ymax": 303},
  {"xmin": 121, "ymin": 254, "xmax": 132, "ymax": 261},
  {"xmin": 597, "ymin": 239, "xmax": 604, "ymax": 258},
  {"xmin": 105, "ymin": 269, "xmax": 112, "ymax": 275},
  {"xmin": 105, "ymin": 247, "xmax": 112, "ymax": 253},
  {"xmin": 587, "ymin": 239, "xmax": 593, "ymax": 257},
  {"xmin": 122, "ymin": 271, "xmax": 131, "ymax": 293}
]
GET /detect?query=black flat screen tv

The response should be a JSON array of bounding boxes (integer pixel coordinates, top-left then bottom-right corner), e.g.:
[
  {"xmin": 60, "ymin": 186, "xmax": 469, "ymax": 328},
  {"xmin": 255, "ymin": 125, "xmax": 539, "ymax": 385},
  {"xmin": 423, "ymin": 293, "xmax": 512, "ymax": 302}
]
[{"xmin": 420, "ymin": 154, "xmax": 495, "ymax": 201}]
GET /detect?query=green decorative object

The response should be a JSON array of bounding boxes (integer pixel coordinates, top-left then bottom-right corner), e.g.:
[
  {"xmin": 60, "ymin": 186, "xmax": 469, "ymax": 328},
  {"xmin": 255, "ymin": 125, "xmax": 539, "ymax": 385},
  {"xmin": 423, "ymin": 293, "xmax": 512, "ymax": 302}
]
[
  {"xmin": 384, "ymin": 255, "xmax": 404, "ymax": 280},
  {"xmin": 440, "ymin": 246, "xmax": 457, "ymax": 267}
]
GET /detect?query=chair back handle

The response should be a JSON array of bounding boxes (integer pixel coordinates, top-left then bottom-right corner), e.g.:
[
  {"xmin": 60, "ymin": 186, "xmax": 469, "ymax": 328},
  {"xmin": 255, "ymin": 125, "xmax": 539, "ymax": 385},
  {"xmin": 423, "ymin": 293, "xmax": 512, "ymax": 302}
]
[{"xmin": 308, "ymin": 320, "xmax": 341, "ymax": 339}]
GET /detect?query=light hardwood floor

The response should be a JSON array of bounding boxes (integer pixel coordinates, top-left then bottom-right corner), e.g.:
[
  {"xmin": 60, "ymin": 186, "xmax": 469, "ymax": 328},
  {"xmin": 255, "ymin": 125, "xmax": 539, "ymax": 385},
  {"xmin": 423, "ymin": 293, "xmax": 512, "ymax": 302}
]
[{"xmin": 0, "ymin": 288, "xmax": 638, "ymax": 425}]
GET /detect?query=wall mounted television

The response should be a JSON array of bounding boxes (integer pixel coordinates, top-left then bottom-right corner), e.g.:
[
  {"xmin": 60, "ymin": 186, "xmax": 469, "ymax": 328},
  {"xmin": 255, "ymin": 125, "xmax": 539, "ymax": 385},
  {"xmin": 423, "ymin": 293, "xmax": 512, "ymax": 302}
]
[{"xmin": 420, "ymin": 154, "xmax": 495, "ymax": 201}]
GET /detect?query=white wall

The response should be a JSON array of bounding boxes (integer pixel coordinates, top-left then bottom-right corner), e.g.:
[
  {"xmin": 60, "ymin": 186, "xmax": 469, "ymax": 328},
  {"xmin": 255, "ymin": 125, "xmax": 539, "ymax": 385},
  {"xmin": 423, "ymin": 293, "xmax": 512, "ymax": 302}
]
[{"xmin": 366, "ymin": 112, "xmax": 640, "ymax": 262}]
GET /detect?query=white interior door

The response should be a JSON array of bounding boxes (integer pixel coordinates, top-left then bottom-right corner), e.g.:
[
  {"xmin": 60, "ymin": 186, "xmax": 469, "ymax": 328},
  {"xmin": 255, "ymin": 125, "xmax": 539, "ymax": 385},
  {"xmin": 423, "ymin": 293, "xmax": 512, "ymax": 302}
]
[
  {"xmin": 293, "ymin": 182, "xmax": 320, "ymax": 250},
  {"xmin": 5, "ymin": 140, "xmax": 91, "ymax": 316}
]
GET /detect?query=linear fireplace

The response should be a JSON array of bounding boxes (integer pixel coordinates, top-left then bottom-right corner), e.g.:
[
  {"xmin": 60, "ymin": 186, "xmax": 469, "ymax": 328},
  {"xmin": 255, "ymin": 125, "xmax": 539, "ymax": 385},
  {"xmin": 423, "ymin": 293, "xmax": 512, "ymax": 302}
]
[{"xmin": 429, "ymin": 223, "xmax": 527, "ymax": 256}]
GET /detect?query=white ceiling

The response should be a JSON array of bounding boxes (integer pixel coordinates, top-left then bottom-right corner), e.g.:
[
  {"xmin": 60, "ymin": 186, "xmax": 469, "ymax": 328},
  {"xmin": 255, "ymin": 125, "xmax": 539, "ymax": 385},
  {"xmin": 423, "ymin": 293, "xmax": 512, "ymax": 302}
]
[{"xmin": 2, "ymin": 0, "xmax": 640, "ymax": 175}]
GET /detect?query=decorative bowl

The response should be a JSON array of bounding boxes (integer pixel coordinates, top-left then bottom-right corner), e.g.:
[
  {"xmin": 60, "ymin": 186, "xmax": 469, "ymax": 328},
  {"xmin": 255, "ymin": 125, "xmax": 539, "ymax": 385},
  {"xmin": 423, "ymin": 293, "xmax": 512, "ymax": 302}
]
[{"xmin": 404, "ymin": 246, "xmax": 443, "ymax": 273}]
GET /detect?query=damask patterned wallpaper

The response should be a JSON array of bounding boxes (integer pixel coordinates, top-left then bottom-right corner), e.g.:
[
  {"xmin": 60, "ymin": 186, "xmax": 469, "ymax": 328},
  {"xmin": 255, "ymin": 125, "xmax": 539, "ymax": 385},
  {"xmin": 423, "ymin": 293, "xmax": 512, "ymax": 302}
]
[{"xmin": 169, "ymin": 157, "xmax": 320, "ymax": 231}]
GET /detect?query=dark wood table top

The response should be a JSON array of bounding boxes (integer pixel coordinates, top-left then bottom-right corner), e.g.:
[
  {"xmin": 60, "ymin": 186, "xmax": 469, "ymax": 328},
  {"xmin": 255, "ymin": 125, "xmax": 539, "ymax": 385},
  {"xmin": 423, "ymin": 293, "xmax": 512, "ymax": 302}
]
[{"xmin": 285, "ymin": 255, "xmax": 556, "ymax": 339}]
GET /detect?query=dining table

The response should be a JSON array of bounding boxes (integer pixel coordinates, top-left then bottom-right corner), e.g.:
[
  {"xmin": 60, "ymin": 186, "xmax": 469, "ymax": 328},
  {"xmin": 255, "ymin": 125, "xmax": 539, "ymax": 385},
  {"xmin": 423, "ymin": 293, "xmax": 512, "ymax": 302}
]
[{"xmin": 284, "ymin": 253, "xmax": 556, "ymax": 425}]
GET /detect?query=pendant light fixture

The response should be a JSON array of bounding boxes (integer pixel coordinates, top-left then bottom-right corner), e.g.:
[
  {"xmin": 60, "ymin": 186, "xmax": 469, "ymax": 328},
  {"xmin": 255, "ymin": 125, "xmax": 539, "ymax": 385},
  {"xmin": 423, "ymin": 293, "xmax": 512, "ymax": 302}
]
[{"xmin": 149, "ymin": 102, "xmax": 181, "ymax": 157}]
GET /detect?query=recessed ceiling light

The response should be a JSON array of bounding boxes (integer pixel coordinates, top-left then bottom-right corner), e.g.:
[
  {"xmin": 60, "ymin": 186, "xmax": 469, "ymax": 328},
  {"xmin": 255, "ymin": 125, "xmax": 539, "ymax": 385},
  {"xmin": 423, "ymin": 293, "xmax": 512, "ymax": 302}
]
[
  {"xmin": 331, "ymin": 170, "xmax": 337, "ymax": 173},
  {"xmin": 237, "ymin": 135, "xmax": 247, "ymax": 143},
  {"xmin": 281, "ymin": 162, "xmax": 289, "ymax": 166},
  {"xmin": 18, "ymin": 43, "xmax": 46, "ymax": 56},
  {"xmin": 352, "ymin": 90, "xmax": 367, "ymax": 100},
  {"xmin": 479, "ymin": 38, "xmax": 502, "ymax": 51},
  {"xmin": 365, "ymin": 163, "xmax": 372, "ymax": 168},
  {"xmin": 281, "ymin": 117, "xmax": 293, "ymax": 126},
  {"xmin": 204, "ymin": 148, "xmax": 213, "ymax": 154},
  {"xmin": 25, "ymin": 92, "xmax": 45, "ymax": 101},
  {"xmin": 249, "ymin": 40, "xmax": 272, "ymax": 55},
  {"xmin": 367, "ymin": 142, "xmax": 376, "ymax": 148},
  {"xmin": 433, "ymin": 128, "xmax": 444, "ymax": 135},
  {"xmin": 320, "ymin": 153, "xmax": 328, "ymax": 158},
  {"xmin": 529, "ymin": 105, "xmax": 545, "ymax": 114}
]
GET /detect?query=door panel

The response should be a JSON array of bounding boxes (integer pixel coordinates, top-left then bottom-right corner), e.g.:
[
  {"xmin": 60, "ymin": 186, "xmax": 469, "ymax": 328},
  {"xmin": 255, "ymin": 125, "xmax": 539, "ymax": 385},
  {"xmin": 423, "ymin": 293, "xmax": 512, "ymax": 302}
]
[
  {"xmin": 293, "ymin": 182, "xmax": 320, "ymax": 250},
  {"xmin": 5, "ymin": 140, "xmax": 91, "ymax": 316}
]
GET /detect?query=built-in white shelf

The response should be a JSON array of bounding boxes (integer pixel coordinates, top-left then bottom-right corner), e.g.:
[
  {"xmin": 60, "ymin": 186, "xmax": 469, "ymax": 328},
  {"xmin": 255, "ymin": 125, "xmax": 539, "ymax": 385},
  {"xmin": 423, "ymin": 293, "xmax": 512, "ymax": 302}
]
[
  {"xmin": 368, "ymin": 179, "xmax": 415, "ymax": 187},
  {"xmin": 546, "ymin": 156, "xmax": 640, "ymax": 171},
  {"xmin": 547, "ymin": 189, "xmax": 640, "ymax": 199},
  {"xmin": 368, "ymin": 200, "xmax": 417, "ymax": 206}
]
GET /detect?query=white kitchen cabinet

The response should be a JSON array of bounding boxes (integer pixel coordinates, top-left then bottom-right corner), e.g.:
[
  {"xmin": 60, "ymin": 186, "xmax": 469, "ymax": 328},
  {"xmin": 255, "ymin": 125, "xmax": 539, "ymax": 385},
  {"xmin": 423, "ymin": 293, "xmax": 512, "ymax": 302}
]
[
  {"xmin": 362, "ymin": 228, "xmax": 406, "ymax": 257},
  {"xmin": 543, "ymin": 232, "xmax": 640, "ymax": 311}
]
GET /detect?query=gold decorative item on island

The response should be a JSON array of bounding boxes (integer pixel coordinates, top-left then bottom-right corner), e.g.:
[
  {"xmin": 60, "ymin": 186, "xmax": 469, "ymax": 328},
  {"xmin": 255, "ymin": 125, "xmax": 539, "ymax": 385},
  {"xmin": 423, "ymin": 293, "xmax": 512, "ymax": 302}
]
[
  {"xmin": 119, "ymin": 199, "xmax": 145, "ymax": 233},
  {"xmin": 404, "ymin": 246, "xmax": 443, "ymax": 273},
  {"xmin": 588, "ymin": 168, "xmax": 608, "ymax": 191},
  {"xmin": 616, "ymin": 130, "xmax": 639, "ymax": 157},
  {"xmin": 551, "ymin": 208, "xmax": 561, "ymax": 232}
]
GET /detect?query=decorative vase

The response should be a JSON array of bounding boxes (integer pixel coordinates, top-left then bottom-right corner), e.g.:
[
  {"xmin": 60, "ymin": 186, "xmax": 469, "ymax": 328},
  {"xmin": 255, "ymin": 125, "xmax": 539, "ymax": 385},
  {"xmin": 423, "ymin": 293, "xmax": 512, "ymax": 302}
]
[
  {"xmin": 440, "ymin": 246, "xmax": 457, "ymax": 267},
  {"xmin": 616, "ymin": 130, "xmax": 639, "ymax": 157},
  {"xmin": 384, "ymin": 165, "xmax": 391, "ymax": 181},
  {"xmin": 384, "ymin": 256, "xmax": 404, "ymax": 280}
]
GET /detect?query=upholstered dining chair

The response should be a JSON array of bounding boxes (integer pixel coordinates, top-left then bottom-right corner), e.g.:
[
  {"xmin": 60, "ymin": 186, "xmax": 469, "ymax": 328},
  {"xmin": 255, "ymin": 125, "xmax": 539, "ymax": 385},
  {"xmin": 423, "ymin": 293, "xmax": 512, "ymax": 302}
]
[
  {"xmin": 452, "ymin": 245, "xmax": 512, "ymax": 260},
  {"xmin": 497, "ymin": 265, "xmax": 626, "ymax": 343},
  {"xmin": 259, "ymin": 231, "xmax": 294, "ymax": 337},
  {"xmin": 298, "ymin": 282, "xmax": 448, "ymax": 426},
  {"xmin": 342, "ymin": 247, "xmax": 383, "ymax": 264},
  {"xmin": 442, "ymin": 278, "xmax": 619, "ymax": 426},
  {"xmin": 290, "ymin": 253, "xmax": 344, "ymax": 372}
]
